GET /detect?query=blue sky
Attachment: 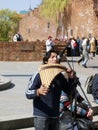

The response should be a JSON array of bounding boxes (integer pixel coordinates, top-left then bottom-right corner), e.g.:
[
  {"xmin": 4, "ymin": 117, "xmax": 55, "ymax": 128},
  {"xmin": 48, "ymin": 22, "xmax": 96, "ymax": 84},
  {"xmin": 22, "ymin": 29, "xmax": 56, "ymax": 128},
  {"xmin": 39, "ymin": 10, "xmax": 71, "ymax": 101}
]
[{"xmin": 0, "ymin": 0, "xmax": 42, "ymax": 13}]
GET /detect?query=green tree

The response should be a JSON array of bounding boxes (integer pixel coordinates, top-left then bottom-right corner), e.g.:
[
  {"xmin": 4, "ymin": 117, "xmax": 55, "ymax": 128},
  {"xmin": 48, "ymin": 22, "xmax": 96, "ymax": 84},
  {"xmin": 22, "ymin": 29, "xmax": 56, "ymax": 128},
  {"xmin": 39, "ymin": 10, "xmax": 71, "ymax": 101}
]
[
  {"xmin": 41, "ymin": 0, "xmax": 71, "ymax": 38},
  {"xmin": 41, "ymin": 0, "xmax": 71, "ymax": 20},
  {"xmin": 0, "ymin": 9, "xmax": 21, "ymax": 41}
]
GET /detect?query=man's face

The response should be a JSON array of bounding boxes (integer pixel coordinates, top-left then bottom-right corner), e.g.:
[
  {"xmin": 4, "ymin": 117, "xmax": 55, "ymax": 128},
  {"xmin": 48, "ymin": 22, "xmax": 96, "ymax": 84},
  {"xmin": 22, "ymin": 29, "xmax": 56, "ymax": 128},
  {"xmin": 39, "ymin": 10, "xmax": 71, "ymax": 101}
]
[{"xmin": 47, "ymin": 52, "xmax": 58, "ymax": 64}]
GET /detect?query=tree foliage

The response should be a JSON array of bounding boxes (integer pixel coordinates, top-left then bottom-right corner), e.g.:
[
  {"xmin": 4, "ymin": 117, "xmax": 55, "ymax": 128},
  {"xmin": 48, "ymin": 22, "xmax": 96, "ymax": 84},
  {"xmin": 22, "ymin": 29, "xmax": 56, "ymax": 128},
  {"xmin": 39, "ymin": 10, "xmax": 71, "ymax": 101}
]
[
  {"xmin": 41, "ymin": 0, "xmax": 71, "ymax": 20},
  {"xmin": 0, "ymin": 9, "xmax": 21, "ymax": 41}
]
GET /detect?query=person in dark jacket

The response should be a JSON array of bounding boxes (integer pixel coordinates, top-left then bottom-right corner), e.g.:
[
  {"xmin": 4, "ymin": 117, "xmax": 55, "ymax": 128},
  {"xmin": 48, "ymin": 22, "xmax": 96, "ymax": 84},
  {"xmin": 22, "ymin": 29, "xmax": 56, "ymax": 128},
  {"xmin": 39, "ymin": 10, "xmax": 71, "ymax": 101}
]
[
  {"xmin": 59, "ymin": 89, "xmax": 93, "ymax": 130},
  {"xmin": 25, "ymin": 49, "xmax": 93, "ymax": 130}
]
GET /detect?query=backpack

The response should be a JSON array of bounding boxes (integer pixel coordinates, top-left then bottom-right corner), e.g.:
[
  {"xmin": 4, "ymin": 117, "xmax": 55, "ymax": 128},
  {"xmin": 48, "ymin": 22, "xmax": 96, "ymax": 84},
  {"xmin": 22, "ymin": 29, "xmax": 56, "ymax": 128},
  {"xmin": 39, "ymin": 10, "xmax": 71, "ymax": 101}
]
[
  {"xmin": 85, "ymin": 75, "xmax": 94, "ymax": 94},
  {"xmin": 92, "ymin": 74, "xmax": 98, "ymax": 100},
  {"xmin": 59, "ymin": 111, "xmax": 95, "ymax": 130},
  {"xmin": 16, "ymin": 34, "xmax": 22, "ymax": 41}
]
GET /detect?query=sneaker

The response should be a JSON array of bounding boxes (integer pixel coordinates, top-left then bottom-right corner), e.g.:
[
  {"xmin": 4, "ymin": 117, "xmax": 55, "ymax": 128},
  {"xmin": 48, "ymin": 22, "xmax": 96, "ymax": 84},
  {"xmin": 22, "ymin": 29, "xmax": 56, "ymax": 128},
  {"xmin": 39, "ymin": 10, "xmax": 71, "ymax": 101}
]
[
  {"xmin": 82, "ymin": 64, "xmax": 87, "ymax": 68},
  {"xmin": 84, "ymin": 65, "xmax": 87, "ymax": 68},
  {"xmin": 90, "ymin": 57, "xmax": 93, "ymax": 60},
  {"xmin": 77, "ymin": 61, "xmax": 80, "ymax": 65}
]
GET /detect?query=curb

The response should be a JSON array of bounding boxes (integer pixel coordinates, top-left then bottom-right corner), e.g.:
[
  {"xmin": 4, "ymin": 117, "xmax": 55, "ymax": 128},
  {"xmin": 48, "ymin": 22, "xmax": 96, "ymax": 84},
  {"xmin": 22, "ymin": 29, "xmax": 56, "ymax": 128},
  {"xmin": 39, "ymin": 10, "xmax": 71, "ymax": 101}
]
[
  {"xmin": 0, "ymin": 117, "xmax": 34, "ymax": 130},
  {"xmin": 0, "ymin": 110, "xmax": 98, "ymax": 130}
]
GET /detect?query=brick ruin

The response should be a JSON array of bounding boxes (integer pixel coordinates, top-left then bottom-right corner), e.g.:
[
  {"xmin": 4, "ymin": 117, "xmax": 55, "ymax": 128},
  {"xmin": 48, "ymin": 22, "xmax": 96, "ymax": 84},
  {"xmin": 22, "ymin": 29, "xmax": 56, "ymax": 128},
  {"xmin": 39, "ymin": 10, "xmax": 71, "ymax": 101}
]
[
  {"xmin": 19, "ymin": 0, "xmax": 98, "ymax": 41},
  {"xmin": 0, "ymin": 41, "xmax": 67, "ymax": 61},
  {"xmin": 0, "ymin": 0, "xmax": 98, "ymax": 61}
]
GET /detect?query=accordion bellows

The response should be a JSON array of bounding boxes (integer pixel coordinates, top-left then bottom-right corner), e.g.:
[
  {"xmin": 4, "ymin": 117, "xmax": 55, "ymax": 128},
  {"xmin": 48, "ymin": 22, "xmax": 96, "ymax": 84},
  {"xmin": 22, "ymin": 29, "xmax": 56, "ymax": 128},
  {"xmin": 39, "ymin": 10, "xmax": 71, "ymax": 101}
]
[{"xmin": 39, "ymin": 63, "xmax": 67, "ymax": 88}]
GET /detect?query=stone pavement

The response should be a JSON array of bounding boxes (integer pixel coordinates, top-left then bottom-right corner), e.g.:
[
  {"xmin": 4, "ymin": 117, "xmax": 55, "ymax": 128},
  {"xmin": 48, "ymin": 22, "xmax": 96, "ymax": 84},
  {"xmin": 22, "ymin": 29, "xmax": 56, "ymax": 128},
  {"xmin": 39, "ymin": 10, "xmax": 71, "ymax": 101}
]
[{"xmin": 0, "ymin": 55, "xmax": 98, "ymax": 129}]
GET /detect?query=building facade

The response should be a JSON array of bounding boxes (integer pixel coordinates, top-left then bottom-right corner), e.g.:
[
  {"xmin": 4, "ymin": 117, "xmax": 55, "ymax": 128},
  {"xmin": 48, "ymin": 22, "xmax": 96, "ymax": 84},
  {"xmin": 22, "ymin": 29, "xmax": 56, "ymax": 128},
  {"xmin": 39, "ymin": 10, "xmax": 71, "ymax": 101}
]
[
  {"xmin": 19, "ymin": 0, "xmax": 98, "ymax": 41},
  {"xmin": 19, "ymin": 8, "xmax": 57, "ymax": 41}
]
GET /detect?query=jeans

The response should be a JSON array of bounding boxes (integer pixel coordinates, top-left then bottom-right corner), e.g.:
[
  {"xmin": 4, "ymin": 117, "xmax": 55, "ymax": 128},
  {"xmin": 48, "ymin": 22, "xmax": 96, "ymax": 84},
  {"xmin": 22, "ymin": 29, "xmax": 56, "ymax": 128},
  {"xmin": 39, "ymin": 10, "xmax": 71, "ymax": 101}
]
[
  {"xmin": 34, "ymin": 117, "xmax": 59, "ymax": 130},
  {"xmin": 82, "ymin": 57, "xmax": 89, "ymax": 66}
]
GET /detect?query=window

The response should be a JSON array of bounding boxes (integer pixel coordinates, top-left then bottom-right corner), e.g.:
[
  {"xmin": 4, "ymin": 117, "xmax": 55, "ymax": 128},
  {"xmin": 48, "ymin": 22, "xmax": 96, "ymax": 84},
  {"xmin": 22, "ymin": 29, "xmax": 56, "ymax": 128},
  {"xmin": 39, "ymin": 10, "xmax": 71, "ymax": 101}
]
[
  {"xmin": 70, "ymin": 29, "xmax": 73, "ymax": 36},
  {"xmin": 47, "ymin": 22, "xmax": 50, "ymax": 28},
  {"xmin": 28, "ymin": 28, "xmax": 30, "ymax": 34}
]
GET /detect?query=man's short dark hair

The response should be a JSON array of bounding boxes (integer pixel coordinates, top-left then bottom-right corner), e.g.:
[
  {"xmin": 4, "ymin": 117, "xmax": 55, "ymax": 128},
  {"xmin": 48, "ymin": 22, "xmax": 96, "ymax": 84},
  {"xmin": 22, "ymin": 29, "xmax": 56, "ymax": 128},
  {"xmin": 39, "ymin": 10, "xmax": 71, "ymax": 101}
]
[{"xmin": 43, "ymin": 49, "xmax": 58, "ymax": 64}]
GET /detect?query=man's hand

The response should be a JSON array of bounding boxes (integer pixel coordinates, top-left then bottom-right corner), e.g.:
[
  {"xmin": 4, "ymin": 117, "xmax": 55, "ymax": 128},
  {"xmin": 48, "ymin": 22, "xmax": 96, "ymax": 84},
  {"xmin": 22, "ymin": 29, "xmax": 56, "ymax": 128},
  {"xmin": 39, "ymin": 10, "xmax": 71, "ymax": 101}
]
[
  {"xmin": 87, "ymin": 108, "xmax": 93, "ymax": 120},
  {"xmin": 37, "ymin": 85, "xmax": 49, "ymax": 96},
  {"xmin": 66, "ymin": 68, "xmax": 76, "ymax": 78}
]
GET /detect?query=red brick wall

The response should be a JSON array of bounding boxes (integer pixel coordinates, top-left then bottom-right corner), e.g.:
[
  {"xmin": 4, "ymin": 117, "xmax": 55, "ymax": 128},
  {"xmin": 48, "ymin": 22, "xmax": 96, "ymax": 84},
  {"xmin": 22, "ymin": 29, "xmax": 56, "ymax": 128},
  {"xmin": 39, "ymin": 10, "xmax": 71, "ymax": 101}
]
[
  {"xmin": 0, "ymin": 41, "xmax": 67, "ymax": 61},
  {"xmin": 19, "ymin": 8, "xmax": 57, "ymax": 41},
  {"xmin": 0, "ymin": 41, "xmax": 44, "ymax": 61},
  {"xmin": 19, "ymin": 0, "xmax": 98, "ymax": 41},
  {"xmin": 65, "ymin": 0, "xmax": 98, "ymax": 38}
]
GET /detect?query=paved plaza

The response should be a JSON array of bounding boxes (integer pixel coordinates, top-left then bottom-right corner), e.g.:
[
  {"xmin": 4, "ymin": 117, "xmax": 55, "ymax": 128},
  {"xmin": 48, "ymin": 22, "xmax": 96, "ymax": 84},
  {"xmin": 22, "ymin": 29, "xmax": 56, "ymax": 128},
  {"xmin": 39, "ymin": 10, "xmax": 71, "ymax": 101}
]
[{"xmin": 0, "ymin": 55, "xmax": 98, "ymax": 129}]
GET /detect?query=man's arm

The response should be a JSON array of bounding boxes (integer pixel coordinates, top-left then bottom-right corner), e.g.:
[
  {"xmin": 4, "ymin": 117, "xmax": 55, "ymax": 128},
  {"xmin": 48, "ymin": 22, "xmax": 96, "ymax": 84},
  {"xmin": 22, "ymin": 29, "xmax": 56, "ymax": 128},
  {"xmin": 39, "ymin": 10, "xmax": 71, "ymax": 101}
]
[{"xmin": 25, "ymin": 73, "xmax": 41, "ymax": 99}]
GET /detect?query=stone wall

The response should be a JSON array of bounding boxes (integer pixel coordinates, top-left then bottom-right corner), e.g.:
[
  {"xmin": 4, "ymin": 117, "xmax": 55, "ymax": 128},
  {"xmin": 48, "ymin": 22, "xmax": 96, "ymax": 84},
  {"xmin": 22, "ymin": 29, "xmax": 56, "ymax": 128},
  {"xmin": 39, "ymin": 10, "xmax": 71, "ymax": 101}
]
[
  {"xmin": 0, "ymin": 41, "xmax": 44, "ymax": 61},
  {"xmin": 19, "ymin": 0, "xmax": 98, "ymax": 41},
  {"xmin": 19, "ymin": 8, "xmax": 57, "ymax": 41},
  {"xmin": 65, "ymin": 0, "xmax": 98, "ymax": 38},
  {"xmin": 0, "ymin": 41, "xmax": 67, "ymax": 61}
]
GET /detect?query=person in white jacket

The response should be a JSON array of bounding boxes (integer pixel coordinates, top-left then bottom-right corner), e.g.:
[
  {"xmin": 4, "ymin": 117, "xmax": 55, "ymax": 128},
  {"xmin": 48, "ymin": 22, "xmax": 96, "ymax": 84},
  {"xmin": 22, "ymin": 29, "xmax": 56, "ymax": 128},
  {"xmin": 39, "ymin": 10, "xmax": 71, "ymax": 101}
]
[
  {"xmin": 46, "ymin": 36, "xmax": 55, "ymax": 52},
  {"xmin": 82, "ymin": 38, "xmax": 89, "ymax": 68},
  {"xmin": 13, "ymin": 32, "xmax": 23, "ymax": 42}
]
